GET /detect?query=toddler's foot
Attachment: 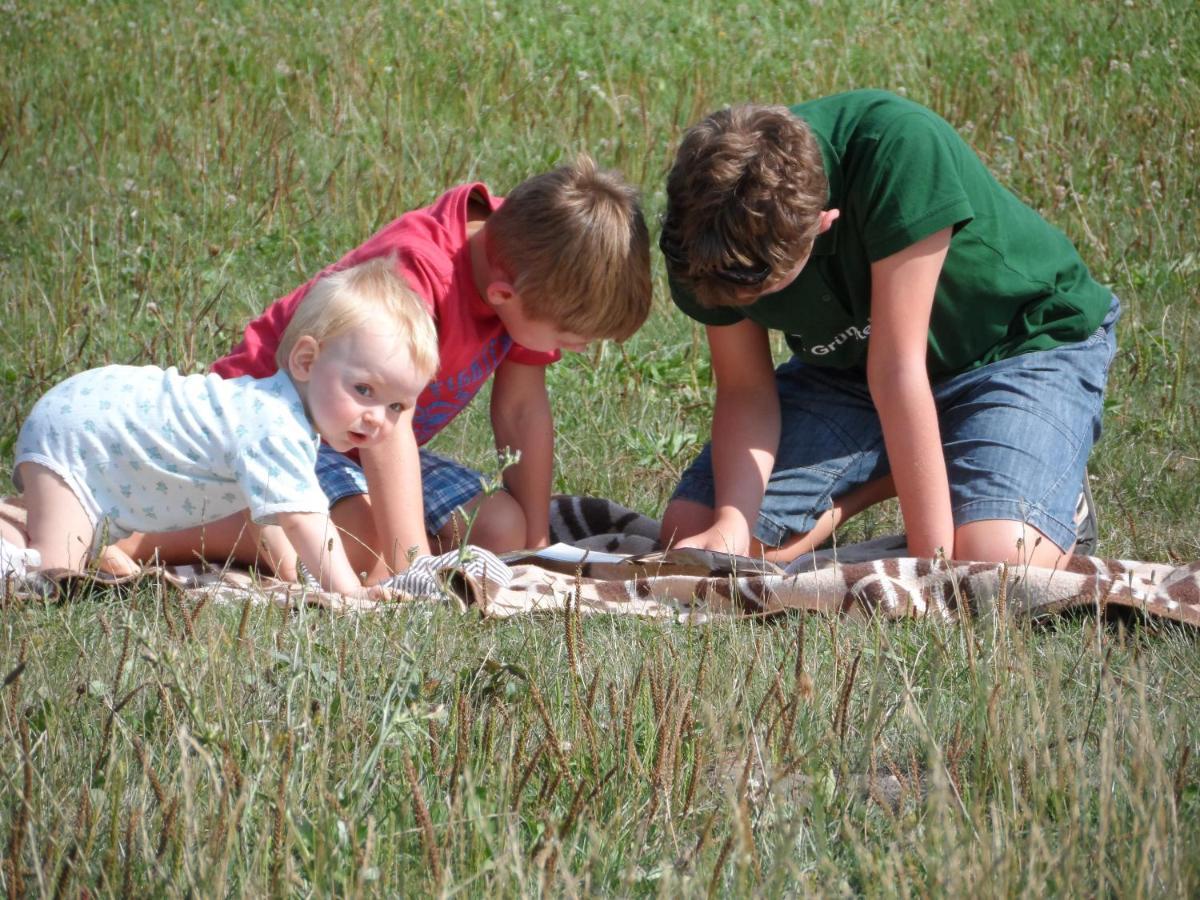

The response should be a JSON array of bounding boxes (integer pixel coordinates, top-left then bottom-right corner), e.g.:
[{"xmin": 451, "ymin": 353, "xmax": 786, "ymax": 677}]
[{"xmin": 95, "ymin": 543, "xmax": 142, "ymax": 578}]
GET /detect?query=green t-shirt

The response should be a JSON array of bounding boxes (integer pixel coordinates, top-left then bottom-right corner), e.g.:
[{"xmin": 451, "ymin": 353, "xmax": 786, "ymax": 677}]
[{"xmin": 670, "ymin": 90, "xmax": 1112, "ymax": 377}]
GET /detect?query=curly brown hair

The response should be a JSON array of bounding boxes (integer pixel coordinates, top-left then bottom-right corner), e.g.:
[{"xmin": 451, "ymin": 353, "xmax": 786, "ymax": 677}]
[{"xmin": 662, "ymin": 105, "xmax": 828, "ymax": 307}]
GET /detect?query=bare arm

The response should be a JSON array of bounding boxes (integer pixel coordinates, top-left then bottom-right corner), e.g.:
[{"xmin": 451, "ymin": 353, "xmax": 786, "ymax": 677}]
[
  {"xmin": 275, "ymin": 510, "xmax": 371, "ymax": 597},
  {"xmin": 675, "ymin": 319, "xmax": 779, "ymax": 556},
  {"xmin": 490, "ymin": 359, "xmax": 553, "ymax": 549},
  {"xmin": 866, "ymin": 227, "xmax": 954, "ymax": 559},
  {"xmin": 359, "ymin": 409, "xmax": 431, "ymax": 576}
]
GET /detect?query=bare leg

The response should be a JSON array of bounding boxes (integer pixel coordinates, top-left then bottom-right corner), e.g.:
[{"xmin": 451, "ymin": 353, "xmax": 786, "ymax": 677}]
[
  {"xmin": 661, "ymin": 475, "xmax": 898, "ymax": 564},
  {"xmin": 432, "ymin": 490, "xmax": 527, "ymax": 555},
  {"xmin": 954, "ymin": 519, "xmax": 1071, "ymax": 567},
  {"xmin": 105, "ymin": 511, "xmax": 289, "ymax": 576},
  {"xmin": 314, "ymin": 489, "xmax": 529, "ymax": 584},
  {"xmin": 19, "ymin": 463, "xmax": 96, "ymax": 571},
  {"xmin": 326, "ymin": 494, "xmax": 388, "ymax": 583}
]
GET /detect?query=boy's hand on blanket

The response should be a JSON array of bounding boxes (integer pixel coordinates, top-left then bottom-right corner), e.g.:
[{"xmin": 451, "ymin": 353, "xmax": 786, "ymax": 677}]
[{"xmin": 381, "ymin": 546, "xmax": 512, "ymax": 599}]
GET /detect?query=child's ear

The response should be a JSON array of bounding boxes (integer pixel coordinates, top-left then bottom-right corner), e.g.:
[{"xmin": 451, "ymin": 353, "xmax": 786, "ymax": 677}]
[
  {"xmin": 287, "ymin": 336, "xmax": 320, "ymax": 382},
  {"xmin": 817, "ymin": 208, "xmax": 841, "ymax": 233},
  {"xmin": 485, "ymin": 280, "xmax": 518, "ymax": 309}
]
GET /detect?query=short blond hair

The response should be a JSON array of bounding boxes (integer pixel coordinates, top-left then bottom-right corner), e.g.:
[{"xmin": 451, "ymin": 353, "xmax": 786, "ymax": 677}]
[
  {"xmin": 276, "ymin": 256, "xmax": 438, "ymax": 381},
  {"xmin": 663, "ymin": 105, "xmax": 828, "ymax": 307},
  {"xmin": 485, "ymin": 155, "xmax": 651, "ymax": 341}
]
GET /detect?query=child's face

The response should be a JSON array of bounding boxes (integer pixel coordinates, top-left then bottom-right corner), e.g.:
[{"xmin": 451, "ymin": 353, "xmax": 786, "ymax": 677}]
[
  {"xmin": 490, "ymin": 292, "xmax": 593, "ymax": 354},
  {"xmin": 299, "ymin": 327, "xmax": 428, "ymax": 453}
]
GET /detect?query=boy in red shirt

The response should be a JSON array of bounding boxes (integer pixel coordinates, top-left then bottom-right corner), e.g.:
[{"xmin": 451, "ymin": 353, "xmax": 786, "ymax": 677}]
[{"xmin": 111, "ymin": 156, "xmax": 651, "ymax": 582}]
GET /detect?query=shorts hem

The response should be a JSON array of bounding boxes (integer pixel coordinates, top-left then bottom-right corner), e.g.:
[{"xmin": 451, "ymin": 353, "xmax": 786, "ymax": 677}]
[
  {"xmin": 754, "ymin": 512, "xmax": 818, "ymax": 549},
  {"xmin": 953, "ymin": 498, "xmax": 1076, "ymax": 553}
]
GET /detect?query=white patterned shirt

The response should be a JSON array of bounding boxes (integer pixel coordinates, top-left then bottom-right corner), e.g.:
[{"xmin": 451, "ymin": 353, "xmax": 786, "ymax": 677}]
[{"xmin": 14, "ymin": 366, "xmax": 326, "ymax": 546}]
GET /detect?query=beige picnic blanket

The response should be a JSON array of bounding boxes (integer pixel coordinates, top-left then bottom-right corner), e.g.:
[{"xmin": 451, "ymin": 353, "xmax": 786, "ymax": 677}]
[
  {"xmin": 6, "ymin": 494, "xmax": 1198, "ymax": 628},
  {"xmin": 25, "ymin": 547, "xmax": 1199, "ymax": 630}
]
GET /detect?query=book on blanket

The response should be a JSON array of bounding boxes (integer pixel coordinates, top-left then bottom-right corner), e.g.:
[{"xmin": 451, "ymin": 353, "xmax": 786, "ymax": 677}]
[{"xmin": 502, "ymin": 542, "xmax": 784, "ymax": 579}]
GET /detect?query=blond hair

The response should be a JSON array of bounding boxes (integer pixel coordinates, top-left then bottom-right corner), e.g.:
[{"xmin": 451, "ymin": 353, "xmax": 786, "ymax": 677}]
[
  {"xmin": 663, "ymin": 105, "xmax": 828, "ymax": 307},
  {"xmin": 485, "ymin": 155, "xmax": 651, "ymax": 341},
  {"xmin": 276, "ymin": 256, "xmax": 438, "ymax": 380}
]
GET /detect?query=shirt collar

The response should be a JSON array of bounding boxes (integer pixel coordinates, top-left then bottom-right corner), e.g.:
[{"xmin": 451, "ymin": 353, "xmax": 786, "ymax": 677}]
[{"xmin": 810, "ymin": 128, "xmax": 842, "ymax": 258}]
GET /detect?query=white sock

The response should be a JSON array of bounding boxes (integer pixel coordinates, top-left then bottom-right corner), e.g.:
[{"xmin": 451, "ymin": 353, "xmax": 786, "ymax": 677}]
[{"xmin": 0, "ymin": 540, "xmax": 39, "ymax": 579}]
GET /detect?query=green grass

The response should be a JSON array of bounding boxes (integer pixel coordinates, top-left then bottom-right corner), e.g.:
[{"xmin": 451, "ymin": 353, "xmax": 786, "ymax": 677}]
[{"xmin": 2, "ymin": 0, "xmax": 1199, "ymax": 894}]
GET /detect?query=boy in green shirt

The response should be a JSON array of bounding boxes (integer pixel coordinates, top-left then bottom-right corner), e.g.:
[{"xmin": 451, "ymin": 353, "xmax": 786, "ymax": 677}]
[{"xmin": 660, "ymin": 90, "xmax": 1118, "ymax": 566}]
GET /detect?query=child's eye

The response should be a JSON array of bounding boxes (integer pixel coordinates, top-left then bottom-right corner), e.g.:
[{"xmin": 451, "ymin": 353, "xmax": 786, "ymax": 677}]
[
  {"xmin": 354, "ymin": 384, "xmax": 372, "ymax": 397},
  {"xmin": 388, "ymin": 401, "xmax": 406, "ymax": 413}
]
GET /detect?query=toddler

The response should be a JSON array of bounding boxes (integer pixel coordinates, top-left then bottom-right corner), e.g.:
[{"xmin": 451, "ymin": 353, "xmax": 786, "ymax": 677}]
[{"xmin": 0, "ymin": 257, "xmax": 438, "ymax": 599}]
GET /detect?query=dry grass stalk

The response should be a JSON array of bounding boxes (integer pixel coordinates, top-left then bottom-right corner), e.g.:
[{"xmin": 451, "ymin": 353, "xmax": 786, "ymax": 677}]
[
  {"xmin": 582, "ymin": 669, "xmax": 601, "ymax": 717},
  {"xmin": 565, "ymin": 568, "xmax": 581, "ymax": 677},
  {"xmin": 680, "ymin": 744, "xmax": 705, "ymax": 822},
  {"xmin": 154, "ymin": 679, "xmax": 179, "ymax": 735},
  {"xmin": 667, "ymin": 691, "xmax": 694, "ymax": 813},
  {"xmin": 403, "ymin": 753, "xmax": 443, "ymax": 889},
  {"xmin": 113, "ymin": 624, "xmax": 132, "ymax": 696},
  {"xmin": 73, "ymin": 782, "xmax": 94, "ymax": 857},
  {"xmin": 529, "ymin": 680, "xmax": 575, "ymax": 790},
  {"xmin": 1173, "ymin": 743, "xmax": 1192, "ymax": 806},
  {"xmin": 427, "ymin": 715, "xmax": 442, "ymax": 772},
  {"xmin": 207, "ymin": 742, "xmax": 238, "ymax": 856},
  {"xmin": 532, "ymin": 813, "xmax": 559, "ymax": 888},
  {"xmin": 134, "ymin": 736, "xmax": 168, "ymax": 810},
  {"xmin": 450, "ymin": 690, "xmax": 473, "ymax": 801},
  {"xmin": 155, "ymin": 797, "xmax": 179, "ymax": 862},
  {"xmin": 695, "ymin": 630, "xmax": 713, "ymax": 694},
  {"xmin": 649, "ymin": 654, "xmax": 667, "ymax": 723},
  {"xmin": 735, "ymin": 790, "xmax": 761, "ymax": 884},
  {"xmin": 578, "ymin": 670, "xmax": 602, "ymax": 773},
  {"xmin": 4, "ymin": 706, "xmax": 32, "ymax": 900},
  {"xmin": 680, "ymin": 806, "xmax": 719, "ymax": 876},
  {"xmin": 508, "ymin": 710, "xmax": 529, "ymax": 791},
  {"xmin": 270, "ymin": 730, "xmax": 294, "ymax": 896},
  {"xmin": 101, "ymin": 765, "xmax": 125, "ymax": 889},
  {"xmin": 536, "ymin": 768, "xmax": 563, "ymax": 810},
  {"xmin": 178, "ymin": 596, "xmax": 197, "ymax": 642},
  {"xmin": 36, "ymin": 806, "xmax": 62, "ymax": 895},
  {"xmin": 236, "ymin": 599, "xmax": 252, "ymax": 646},
  {"xmin": 160, "ymin": 589, "xmax": 178, "ymax": 640},
  {"xmin": 623, "ymin": 662, "xmax": 647, "ymax": 778},
  {"xmin": 480, "ymin": 705, "xmax": 496, "ymax": 764},
  {"xmin": 354, "ymin": 814, "xmax": 377, "ymax": 897},
  {"xmin": 51, "ymin": 841, "xmax": 78, "ymax": 900},
  {"xmin": 996, "ymin": 561, "xmax": 1010, "ymax": 622},
  {"xmin": 707, "ymin": 833, "xmax": 735, "ymax": 900},
  {"xmin": 512, "ymin": 740, "xmax": 546, "ymax": 811},
  {"xmin": 761, "ymin": 672, "xmax": 788, "ymax": 756},
  {"xmin": 91, "ymin": 630, "xmax": 132, "ymax": 783},
  {"xmin": 834, "ymin": 650, "xmax": 862, "ymax": 746},
  {"xmin": 121, "ymin": 808, "xmax": 139, "ymax": 898},
  {"xmin": 572, "ymin": 569, "xmax": 586, "ymax": 668},
  {"xmin": 648, "ymin": 672, "xmax": 683, "ymax": 819}
]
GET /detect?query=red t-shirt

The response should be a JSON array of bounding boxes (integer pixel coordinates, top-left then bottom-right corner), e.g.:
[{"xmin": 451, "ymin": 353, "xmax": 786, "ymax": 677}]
[{"xmin": 212, "ymin": 183, "xmax": 559, "ymax": 445}]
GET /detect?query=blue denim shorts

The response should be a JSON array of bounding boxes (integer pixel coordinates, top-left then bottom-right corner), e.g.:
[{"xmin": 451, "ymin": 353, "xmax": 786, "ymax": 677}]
[
  {"xmin": 673, "ymin": 296, "xmax": 1120, "ymax": 552},
  {"xmin": 314, "ymin": 444, "xmax": 484, "ymax": 534}
]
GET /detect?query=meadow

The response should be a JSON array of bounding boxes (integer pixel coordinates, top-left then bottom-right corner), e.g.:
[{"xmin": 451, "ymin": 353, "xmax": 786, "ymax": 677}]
[{"xmin": 2, "ymin": 0, "xmax": 1198, "ymax": 894}]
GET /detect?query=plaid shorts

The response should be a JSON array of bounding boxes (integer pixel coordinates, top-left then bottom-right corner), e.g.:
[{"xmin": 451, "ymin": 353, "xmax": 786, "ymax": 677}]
[{"xmin": 314, "ymin": 444, "xmax": 485, "ymax": 534}]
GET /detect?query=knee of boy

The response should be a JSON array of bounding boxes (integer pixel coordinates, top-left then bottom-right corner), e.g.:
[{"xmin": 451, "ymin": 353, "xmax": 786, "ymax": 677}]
[{"xmin": 467, "ymin": 491, "xmax": 527, "ymax": 553}]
